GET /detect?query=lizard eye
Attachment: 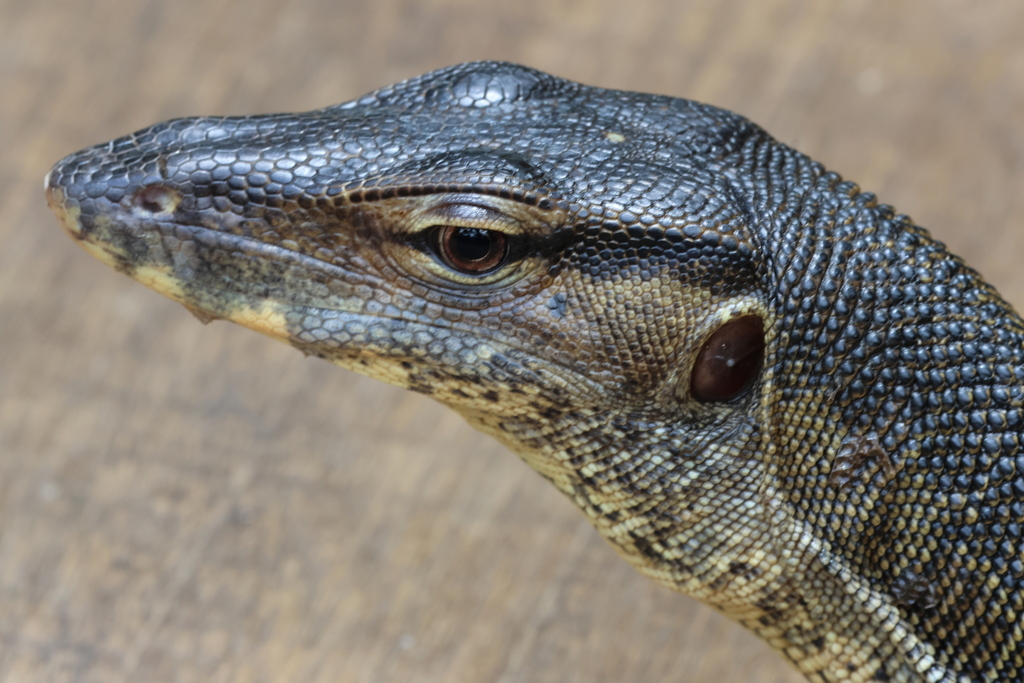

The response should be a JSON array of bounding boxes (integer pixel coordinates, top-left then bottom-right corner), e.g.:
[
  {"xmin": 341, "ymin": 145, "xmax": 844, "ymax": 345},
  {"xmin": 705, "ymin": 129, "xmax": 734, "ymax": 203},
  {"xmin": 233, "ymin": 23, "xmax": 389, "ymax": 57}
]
[
  {"xmin": 691, "ymin": 315, "xmax": 765, "ymax": 403},
  {"xmin": 431, "ymin": 225, "xmax": 509, "ymax": 274}
]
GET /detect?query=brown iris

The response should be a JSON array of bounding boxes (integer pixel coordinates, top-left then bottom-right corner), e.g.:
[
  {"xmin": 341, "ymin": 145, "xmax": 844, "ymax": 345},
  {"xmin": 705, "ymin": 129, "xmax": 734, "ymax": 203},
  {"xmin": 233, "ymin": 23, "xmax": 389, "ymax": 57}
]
[
  {"xmin": 431, "ymin": 225, "xmax": 509, "ymax": 274},
  {"xmin": 690, "ymin": 315, "xmax": 765, "ymax": 403}
]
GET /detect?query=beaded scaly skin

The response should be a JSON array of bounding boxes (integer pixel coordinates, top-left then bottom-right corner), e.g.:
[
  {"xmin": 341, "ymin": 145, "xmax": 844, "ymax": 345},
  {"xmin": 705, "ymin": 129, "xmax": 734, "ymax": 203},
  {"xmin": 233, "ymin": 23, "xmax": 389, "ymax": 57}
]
[{"xmin": 45, "ymin": 62, "xmax": 1024, "ymax": 682}]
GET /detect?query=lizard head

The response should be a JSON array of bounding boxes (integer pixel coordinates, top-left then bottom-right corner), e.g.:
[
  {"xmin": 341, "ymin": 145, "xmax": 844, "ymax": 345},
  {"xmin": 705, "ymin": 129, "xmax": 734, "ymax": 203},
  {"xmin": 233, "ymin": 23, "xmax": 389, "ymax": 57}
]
[
  {"xmin": 47, "ymin": 61, "xmax": 778, "ymax": 595},
  {"xmin": 47, "ymin": 61, "xmax": 1024, "ymax": 681}
]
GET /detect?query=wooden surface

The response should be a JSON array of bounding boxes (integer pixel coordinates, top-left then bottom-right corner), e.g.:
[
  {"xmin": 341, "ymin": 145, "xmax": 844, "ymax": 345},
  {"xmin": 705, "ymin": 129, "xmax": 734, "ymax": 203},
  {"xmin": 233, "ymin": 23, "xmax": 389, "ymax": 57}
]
[{"xmin": 4, "ymin": 1, "xmax": 1024, "ymax": 681}]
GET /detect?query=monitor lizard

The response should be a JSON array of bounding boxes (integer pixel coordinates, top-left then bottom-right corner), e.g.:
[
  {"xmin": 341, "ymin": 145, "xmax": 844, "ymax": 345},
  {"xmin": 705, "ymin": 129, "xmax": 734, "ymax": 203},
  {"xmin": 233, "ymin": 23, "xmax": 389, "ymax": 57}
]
[{"xmin": 45, "ymin": 61, "xmax": 1024, "ymax": 682}]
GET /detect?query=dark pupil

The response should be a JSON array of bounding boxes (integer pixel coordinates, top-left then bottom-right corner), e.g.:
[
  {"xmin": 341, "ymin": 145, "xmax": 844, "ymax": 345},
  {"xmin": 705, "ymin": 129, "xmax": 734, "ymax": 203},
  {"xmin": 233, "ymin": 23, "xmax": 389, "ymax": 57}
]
[
  {"xmin": 435, "ymin": 225, "xmax": 508, "ymax": 274},
  {"xmin": 450, "ymin": 227, "xmax": 493, "ymax": 262},
  {"xmin": 690, "ymin": 315, "xmax": 765, "ymax": 403}
]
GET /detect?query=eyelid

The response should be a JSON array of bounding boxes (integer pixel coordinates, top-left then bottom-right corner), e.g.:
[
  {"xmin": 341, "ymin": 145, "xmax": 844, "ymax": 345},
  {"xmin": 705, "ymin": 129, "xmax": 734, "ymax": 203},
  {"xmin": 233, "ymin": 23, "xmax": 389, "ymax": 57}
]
[
  {"xmin": 412, "ymin": 201, "xmax": 523, "ymax": 237},
  {"xmin": 429, "ymin": 202, "xmax": 507, "ymax": 224},
  {"xmin": 392, "ymin": 192, "xmax": 564, "ymax": 239}
]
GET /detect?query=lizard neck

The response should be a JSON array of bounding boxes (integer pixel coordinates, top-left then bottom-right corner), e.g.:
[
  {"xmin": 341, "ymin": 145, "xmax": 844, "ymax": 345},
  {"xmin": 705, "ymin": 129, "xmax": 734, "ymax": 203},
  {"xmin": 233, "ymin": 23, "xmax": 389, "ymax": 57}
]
[{"xmin": 461, "ymin": 405, "xmax": 955, "ymax": 682}]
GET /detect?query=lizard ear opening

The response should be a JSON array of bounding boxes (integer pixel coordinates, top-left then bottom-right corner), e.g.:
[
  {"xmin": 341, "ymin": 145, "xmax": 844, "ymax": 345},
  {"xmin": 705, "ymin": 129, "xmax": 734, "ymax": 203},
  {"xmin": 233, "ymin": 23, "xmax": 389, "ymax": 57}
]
[{"xmin": 690, "ymin": 315, "xmax": 765, "ymax": 403}]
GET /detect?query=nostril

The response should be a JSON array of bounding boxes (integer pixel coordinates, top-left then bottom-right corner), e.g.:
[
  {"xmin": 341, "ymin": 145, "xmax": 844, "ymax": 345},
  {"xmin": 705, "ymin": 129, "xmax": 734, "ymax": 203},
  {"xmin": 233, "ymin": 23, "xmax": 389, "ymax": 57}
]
[{"xmin": 134, "ymin": 185, "xmax": 180, "ymax": 214}]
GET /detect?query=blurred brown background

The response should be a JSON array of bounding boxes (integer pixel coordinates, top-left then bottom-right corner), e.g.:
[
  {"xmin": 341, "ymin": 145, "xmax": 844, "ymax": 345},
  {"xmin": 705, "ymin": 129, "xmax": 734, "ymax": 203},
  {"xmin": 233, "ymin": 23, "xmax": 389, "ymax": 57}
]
[{"xmin": 3, "ymin": 1, "xmax": 1023, "ymax": 681}]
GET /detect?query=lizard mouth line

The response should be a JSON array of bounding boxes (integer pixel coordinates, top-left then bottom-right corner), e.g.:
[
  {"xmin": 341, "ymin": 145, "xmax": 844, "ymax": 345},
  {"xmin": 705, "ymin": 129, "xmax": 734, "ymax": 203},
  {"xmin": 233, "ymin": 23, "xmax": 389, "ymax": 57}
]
[{"xmin": 66, "ymin": 210, "xmax": 612, "ymax": 399}]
